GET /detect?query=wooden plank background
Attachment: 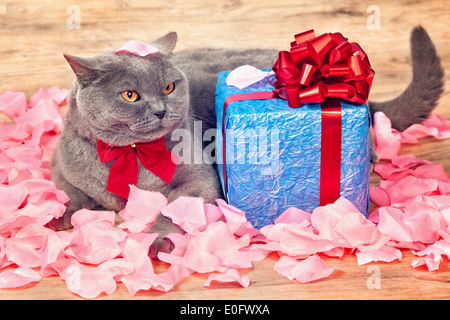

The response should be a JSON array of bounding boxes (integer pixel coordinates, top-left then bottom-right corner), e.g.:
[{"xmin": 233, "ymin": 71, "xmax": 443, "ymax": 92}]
[{"xmin": 0, "ymin": 0, "xmax": 449, "ymax": 300}]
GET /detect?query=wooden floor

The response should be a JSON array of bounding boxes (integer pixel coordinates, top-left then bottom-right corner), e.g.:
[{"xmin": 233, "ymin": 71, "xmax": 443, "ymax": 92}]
[{"xmin": 0, "ymin": 0, "xmax": 449, "ymax": 300}]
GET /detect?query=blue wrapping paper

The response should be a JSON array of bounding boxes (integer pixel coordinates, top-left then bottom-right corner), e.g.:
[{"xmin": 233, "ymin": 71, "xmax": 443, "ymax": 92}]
[{"xmin": 215, "ymin": 70, "xmax": 371, "ymax": 228}]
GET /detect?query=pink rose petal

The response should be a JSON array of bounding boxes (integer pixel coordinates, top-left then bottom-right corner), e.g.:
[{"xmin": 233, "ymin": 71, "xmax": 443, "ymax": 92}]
[
  {"xmin": 274, "ymin": 255, "xmax": 335, "ymax": 284},
  {"xmin": 0, "ymin": 90, "xmax": 28, "ymax": 120},
  {"xmin": 356, "ymin": 246, "xmax": 402, "ymax": 265},
  {"xmin": 274, "ymin": 207, "xmax": 311, "ymax": 224},
  {"xmin": 391, "ymin": 154, "xmax": 433, "ymax": 168},
  {"xmin": 226, "ymin": 65, "xmax": 272, "ymax": 89},
  {"xmin": 413, "ymin": 239, "xmax": 450, "ymax": 259},
  {"xmin": 393, "ymin": 113, "xmax": 450, "ymax": 143},
  {"xmin": 215, "ymin": 247, "xmax": 253, "ymax": 269},
  {"xmin": 395, "ymin": 125, "xmax": 438, "ymax": 143},
  {"xmin": 29, "ymin": 87, "xmax": 69, "ymax": 107},
  {"xmin": 0, "ymin": 183, "xmax": 29, "ymax": 213},
  {"xmin": 0, "ymin": 267, "xmax": 41, "ymax": 288},
  {"xmin": 373, "ymin": 112, "xmax": 401, "ymax": 160},
  {"xmin": 147, "ymin": 264, "xmax": 192, "ymax": 293},
  {"xmin": 4, "ymin": 223, "xmax": 50, "ymax": 267},
  {"xmin": 411, "ymin": 253, "xmax": 442, "ymax": 271},
  {"xmin": 40, "ymin": 230, "xmax": 66, "ymax": 273},
  {"xmin": 377, "ymin": 206, "xmax": 413, "ymax": 242},
  {"xmin": 216, "ymin": 198, "xmax": 249, "ymax": 234},
  {"xmin": 22, "ymin": 99, "xmax": 63, "ymax": 131},
  {"xmin": 161, "ymin": 196, "xmax": 207, "ymax": 233},
  {"xmin": 203, "ymin": 203, "xmax": 224, "ymax": 225},
  {"xmin": 117, "ymin": 233, "xmax": 160, "ymax": 295},
  {"xmin": 204, "ymin": 268, "xmax": 250, "ymax": 287},
  {"xmin": 413, "ymin": 163, "xmax": 448, "ymax": 181},
  {"xmin": 65, "ymin": 216, "xmax": 127, "ymax": 265},
  {"xmin": 120, "ymin": 232, "xmax": 156, "ymax": 273},
  {"xmin": 369, "ymin": 186, "xmax": 391, "ymax": 207},
  {"xmin": 63, "ymin": 263, "xmax": 118, "ymax": 299},
  {"xmin": 310, "ymin": 197, "xmax": 360, "ymax": 245},
  {"xmin": 422, "ymin": 113, "xmax": 450, "ymax": 139},
  {"xmin": 403, "ymin": 201, "xmax": 442, "ymax": 243},
  {"xmin": 334, "ymin": 211, "xmax": 388, "ymax": 251},
  {"xmin": 279, "ymin": 222, "xmax": 335, "ymax": 256},
  {"xmin": 71, "ymin": 209, "xmax": 116, "ymax": 230},
  {"xmin": 385, "ymin": 176, "xmax": 438, "ymax": 204},
  {"xmin": 237, "ymin": 243, "xmax": 272, "ymax": 262},
  {"xmin": 118, "ymin": 186, "xmax": 167, "ymax": 232},
  {"xmin": 182, "ymin": 221, "xmax": 247, "ymax": 273},
  {"xmin": 114, "ymin": 40, "xmax": 159, "ymax": 57}
]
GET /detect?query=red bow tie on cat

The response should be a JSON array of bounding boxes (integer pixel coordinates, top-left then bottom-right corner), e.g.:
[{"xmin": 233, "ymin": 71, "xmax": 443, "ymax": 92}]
[{"xmin": 97, "ymin": 138, "xmax": 178, "ymax": 199}]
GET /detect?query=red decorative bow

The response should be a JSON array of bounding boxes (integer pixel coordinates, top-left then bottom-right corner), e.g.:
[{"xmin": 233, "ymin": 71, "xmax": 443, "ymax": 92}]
[
  {"xmin": 272, "ymin": 29, "xmax": 374, "ymax": 108},
  {"xmin": 97, "ymin": 137, "xmax": 178, "ymax": 199}
]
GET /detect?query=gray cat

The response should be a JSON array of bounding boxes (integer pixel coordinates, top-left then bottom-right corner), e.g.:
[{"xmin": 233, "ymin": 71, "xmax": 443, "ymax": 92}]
[{"xmin": 50, "ymin": 26, "xmax": 443, "ymax": 258}]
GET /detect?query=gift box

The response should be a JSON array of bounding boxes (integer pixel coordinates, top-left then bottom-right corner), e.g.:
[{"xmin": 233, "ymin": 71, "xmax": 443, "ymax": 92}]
[{"xmin": 215, "ymin": 30, "xmax": 375, "ymax": 228}]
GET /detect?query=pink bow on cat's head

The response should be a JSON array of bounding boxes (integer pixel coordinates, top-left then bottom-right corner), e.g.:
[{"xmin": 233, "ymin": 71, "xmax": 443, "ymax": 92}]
[{"xmin": 114, "ymin": 40, "xmax": 159, "ymax": 57}]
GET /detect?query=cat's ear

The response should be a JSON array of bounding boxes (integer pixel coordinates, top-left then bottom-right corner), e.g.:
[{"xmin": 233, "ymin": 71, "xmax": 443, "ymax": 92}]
[
  {"xmin": 152, "ymin": 32, "xmax": 177, "ymax": 55},
  {"xmin": 63, "ymin": 54, "xmax": 100, "ymax": 84}
]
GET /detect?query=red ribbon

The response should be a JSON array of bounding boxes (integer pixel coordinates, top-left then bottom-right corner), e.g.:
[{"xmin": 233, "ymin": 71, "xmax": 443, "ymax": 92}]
[
  {"xmin": 272, "ymin": 29, "xmax": 374, "ymax": 108},
  {"xmin": 222, "ymin": 29, "xmax": 374, "ymax": 207},
  {"xmin": 97, "ymin": 137, "xmax": 178, "ymax": 199},
  {"xmin": 319, "ymin": 98, "xmax": 342, "ymax": 206}
]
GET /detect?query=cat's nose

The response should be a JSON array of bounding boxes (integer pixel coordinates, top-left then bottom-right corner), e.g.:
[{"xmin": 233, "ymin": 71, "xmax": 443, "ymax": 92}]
[{"xmin": 154, "ymin": 110, "xmax": 166, "ymax": 119}]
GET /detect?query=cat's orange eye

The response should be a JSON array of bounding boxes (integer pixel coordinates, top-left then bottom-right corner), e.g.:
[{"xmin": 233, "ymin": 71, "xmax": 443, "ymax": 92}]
[
  {"xmin": 163, "ymin": 82, "xmax": 175, "ymax": 95},
  {"xmin": 121, "ymin": 90, "xmax": 140, "ymax": 102}
]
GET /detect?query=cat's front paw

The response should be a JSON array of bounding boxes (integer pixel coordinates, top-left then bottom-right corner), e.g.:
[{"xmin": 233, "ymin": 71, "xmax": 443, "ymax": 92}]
[
  {"xmin": 149, "ymin": 235, "xmax": 175, "ymax": 260},
  {"xmin": 147, "ymin": 213, "xmax": 185, "ymax": 260},
  {"xmin": 47, "ymin": 211, "xmax": 74, "ymax": 231}
]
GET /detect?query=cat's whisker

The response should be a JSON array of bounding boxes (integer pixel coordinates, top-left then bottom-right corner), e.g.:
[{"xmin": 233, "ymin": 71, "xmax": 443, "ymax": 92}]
[{"xmin": 191, "ymin": 115, "xmax": 215, "ymax": 125}]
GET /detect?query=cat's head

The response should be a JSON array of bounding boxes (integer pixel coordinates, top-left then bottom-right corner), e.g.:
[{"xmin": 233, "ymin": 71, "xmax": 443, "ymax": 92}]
[{"xmin": 64, "ymin": 32, "xmax": 189, "ymax": 146}]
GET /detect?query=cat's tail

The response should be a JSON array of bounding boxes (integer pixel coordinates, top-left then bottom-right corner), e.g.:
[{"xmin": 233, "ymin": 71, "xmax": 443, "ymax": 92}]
[{"xmin": 368, "ymin": 25, "xmax": 444, "ymax": 131}]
